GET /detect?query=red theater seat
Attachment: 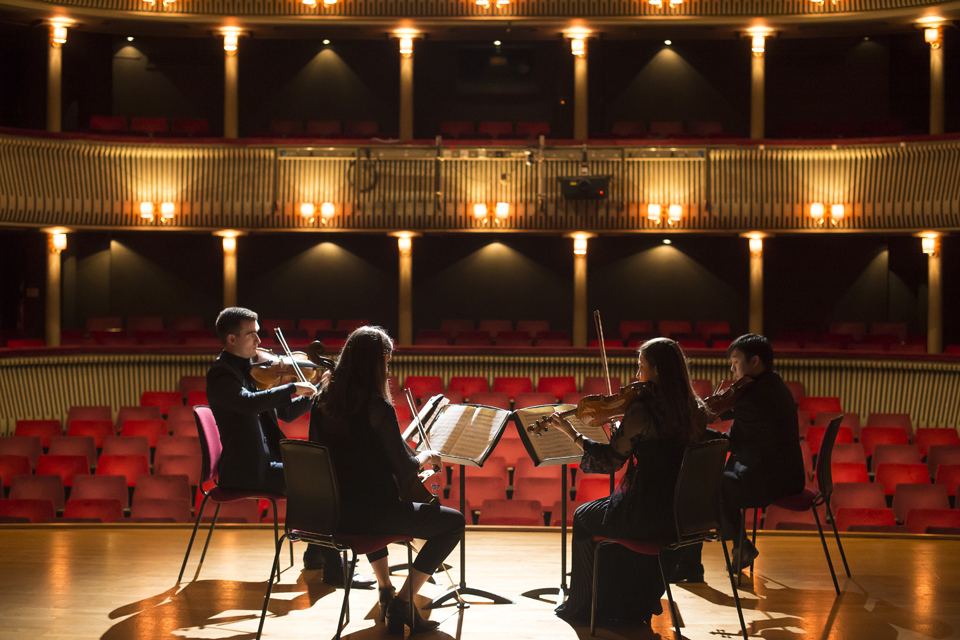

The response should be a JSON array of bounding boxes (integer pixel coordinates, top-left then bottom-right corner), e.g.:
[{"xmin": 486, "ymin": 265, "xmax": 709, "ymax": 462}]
[
  {"xmin": 89, "ymin": 116, "xmax": 127, "ymax": 133},
  {"xmin": 455, "ymin": 331, "xmax": 492, "ymax": 346},
  {"xmin": 0, "ymin": 456, "xmax": 31, "ymax": 487},
  {"xmin": 67, "ymin": 406, "xmax": 111, "ymax": 426},
  {"xmin": 72, "ymin": 474, "xmax": 130, "ymax": 508},
  {"xmin": 861, "ymin": 427, "xmax": 910, "ymax": 458},
  {"xmin": 155, "ymin": 436, "xmax": 201, "ymax": 460},
  {"xmin": 516, "ymin": 321, "xmax": 550, "ymax": 335},
  {"xmin": 6, "ymin": 339, "xmax": 45, "ymax": 348},
  {"xmin": 934, "ymin": 464, "xmax": 960, "ymax": 496},
  {"xmin": 830, "ymin": 443, "xmax": 867, "ymax": 466},
  {"xmin": 927, "ymin": 447, "xmax": 960, "ymax": 478},
  {"xmin": 10, "ymin": 475, "xmax": 65, "ymax": 511},
  {"xmin": 63, "ymin": 498, "xmax": 124, "ymax": 523},
  {"xmin": 657, "ymin": 321, "xmax": 691, "ymax": 337},
  {"xmin": 904, "ymin": 508, "xmax": 960, "ymax": 534},
  {"xmin": 298, "ymin": 319, "xmax": 333, "ymax": 335},
  {"xmin": 440, "ymin": 121, "xmax": 475, "ymax": 138},
  {"xmin": 575, "ymin": 477, "xmax": 611, "ymax": 502},
  {"xmin": 450, "ymin": 457, "xmax": 508, "ymax": 482},
  {"xmin": 306, "ymin": 120, "xmax": 341, "ymax": 137},
  {"xmin": 870, "ymin": 444, "xmax": 921, "ymax": 474},
  {"xmin": 536, "ymin": 376, "xmax": 577, "ymax": 401},
  {"xmin": 116, "ymin": 406, "xmax": 162, "ymax": 430},
  {"xmin": 582, "ymin": 377, "xmax": 621, "ymax": 395},
  {"xmin": 171, "ymin": 119, "xmax": 209, "ymax": 136},
  {"xmin": 477, "ymin": 121, "xmax": 513, "ymax": 138},
  {"xmin": 610, "ymin": 121, "xmax": 645, "ymax": 138},
  {"xmin": 831, "ymin": 462, "xmax": 869, "ymax": 484},
  {"xmin": 477, "ymin": 499, "xmax": 543, "ymax": 525},
  {"xmin": 814, "ymin": 412, "xmax": 861, "ymax": 439},
  {"xmin": 589, "ymin": 339, "xmax": 623, "ymax": 349},
  {"xmin": 649, "ymin": 121, "xmax": 684, "ymax": 137},
  {"xmin": 130, "ymin": 498, "xmax": 192, "ymax": 523},
  {"xmin": 0, "ymin": 499, "xmax": 56, "ymax": 523},
  {"xmin": 415, "ymin": 330, "xmax": 451, "ymax": 345},
  {"xmin": 694, "ymin": 321, "xmax": 731, "ymax": 338},
  {"xmin": 48, "ymin": 436, "xmax": 97, "ymax": 469},
  {"xmin": 805, "ymin": 425, "xmax": 853, "ymax": 457},
  {"xmin": 120, "ymin": 420, "xmax": 168, "ymax": 448},
  {"xmin": 470, "ymin": 392, "xmax": 511, "ymax": 411},
  {"xmin": 619, "ymin": 321, "xmax": 654, "ymax": 341},
  {"xmin": 516, "ymin": 121, "xmax": 550, "ymax": 138},
  {"xmin": 831, "ymin": 482, "xmax": 886, "ymax": 511},
  {"xmin": 0, "ymin": 437, "xmax": 42, "ymax": 470},
  {"xmin": 798, "ymin": 397, "xmax": 842, "ymax": 422},
  {"xmin": 179, "ymin": 376, "xmax": 207, "ymax": 398},
  {"xmin": 492, "ymin": 377, "xmax": 534, "ymax": 400},
  {"xmin": 495, "ymin": 331, "xmax": 532, "ymax": 347},
  {"xmin": 448, "ymin": 376, "xmax": 489, "ymax": 401},
  {"xmin": 344, "ymin": 121, "xmax": 379, "ymax": 138},
  {"xmin": 96, "ymin": 455, "xmax": 150, "ymax": 486},
  {"xmin": 134, "ymin": 474, "xmax": 192, "ymax": 504},
  {"xmin": 874, "ymin": 463, "xmax": 930, "ymax": 495},
  {"xmin": 893, "ymin": 484, "xmax": 949, "ymax": 523},
  {"xmin": 403, "ymin": 376, "xmax": 444, "ymax": 400},
  {"xmin": 914, "ymin": 429, "xmax": 960, "ymax": 457},
  {"xmin": 154, "ymin": 455, "xmax": 201, "ymax": 487},
  {"xmin": 478, "ymin": 320, "xmax": 513, "ymax": 336},
  {"xmin": 102, "ymin": 436, "xmax": 150, "ymax": 458},
  {"xmin": 866, "ymin": 413, "xmax": 913, "ymax": 438},
  {"xmin": 36, "ymin": 454, "xmax": 89, "ymax": 486},
  {"xmin": 691, "ymin": 379, "xmax": 714, "ymax": 400},
  {"xmin": 140, "ymin": 391, "xmax": 183, "ymax": 415},
  {"xmin": 490, "ymin": 438, "xmax": 528, "ymax": 466},
  {"xmin": 14, "ymin": 420, "xmax": 62, "ymax": 449},
  {"xmin": 834, "ymin": 507, "xmax": 895, "ymax": 532},
  {"xmin": 186, "ymin": 391, "xmax": 208, "ymax": 407},
  {"xmin": 512, "ymin": 458, "xmax": 561, "ymax": 482},
  {"xmin": 440, "ymin": 319, "xmax": 474, "ymax": 336},
  {"xmin": 514, "ymin": 393, "xmax": 557, "ymax": 410},
  {"xmin": 689, "ymin": 121, "xmax": 724, "ymax": 137},
  {"xmin": 445, "ymin": 476, "xmax": 508, "ymax": 513},
  {"xmin": 279, "ymin": 415, "xmax": 310, "ymax": 440},
  {"xmin": 130, "ymin": 117, "xmax": 168, "ymax": 136}
]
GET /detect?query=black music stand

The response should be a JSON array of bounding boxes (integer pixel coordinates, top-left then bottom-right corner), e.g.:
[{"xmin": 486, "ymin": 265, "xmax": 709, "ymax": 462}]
[
  {"xmin": 521, "ymin": 463, "xmax": 571, "ymax": 603},
  {"xmin": 424, "ymin": 465, "xmax": 515, "ymax": 609}
]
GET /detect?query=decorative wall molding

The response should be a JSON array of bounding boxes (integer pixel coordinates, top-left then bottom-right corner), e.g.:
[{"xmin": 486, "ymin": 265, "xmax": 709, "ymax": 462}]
[{"xmin": 2, "ymin": 134, "xmax": 958, "ymax": 232}]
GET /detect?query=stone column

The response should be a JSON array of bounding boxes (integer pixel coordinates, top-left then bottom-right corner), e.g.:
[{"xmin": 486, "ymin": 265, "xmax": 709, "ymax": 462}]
[
  {"xmin": 397, "ymin": 235, "xmax": 414, "ymax": 345},
  {"xmin": 45, "ymin": 233, "xmax": 63, "ymax": 347},
  {"xmin": 573, "ymin": 41, "xmax": 589, "ymax": 141},
  {"xmin": 750, "ymin": 40, "xmax": 765, "ymax": 140},
  {"xmin": 224, "ymin": 35, "xmax": 239, "ymax": 139},
  {"xmin": 399, "ymin": 39, "xmax": 414, "ymax": 142},
  {"xmin": 927, "ymin": 237, "xmax": 942, "ymax": 354},
  {"xmin": 223, "ymin": 236, "xmax": 238, "ymax": 308},
  {"xmin": 47, "ymin": 26, "xmax": 63, "ymax": 133},
  {"xmin": 749, "ymin": 236, "xmax": 764, "ymax": 335},
  {"xmin": 572, "ymin": 235, "xmax": 589, "ymax": 347},
  {"xmin": 930, "ymin": 34, "xmax": 945, "ymax": 135}
]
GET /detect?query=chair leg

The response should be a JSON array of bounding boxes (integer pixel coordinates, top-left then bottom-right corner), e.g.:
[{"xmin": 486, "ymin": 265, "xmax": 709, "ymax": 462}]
[
  {"xmin": 658, "ymin": 552, "xmax": 681, "ymax": 640},
  {"xmin": 825, "ymin": 502, "xmax": 851, "ymax": 577},
  {"xmin": 406, "ymin": 542, "xmax": 414, "ymax": 630},
  {"xmin": 177, "ymin": 493, "xmax": 210, "ymax": 584},
  {"xmin": 812, "ymin": 507, "xmax": 841, "ymax": 595},
  {"xmin": 268, "ymin": 498, "xmax": 281, "ymax": 583},
  {"xmin": 590, "ymin": 541, "xmax": 603, "ymax": 637},
  {"xmin": 289, "ymin": 540, "xmax": 294, "ymax": 570},
  {"xmin": 720, "ymin": 535, "xmax": 749, "ymax": 640},
  {"xmin": 749, "ymin": 509, "xmax": 759, "ymax": 575},
  {"xmin": 334, "ymin": 549, "xmax": 356, "ymax": 640},
  {"xmin": 737, "ymin": 508, "xmax": 747, "ymax": 586},
  {"xmin": 256, "ymin": 533, "xmax": 287, "ymax": 640},
  {"xmin": 195, "ymin": 502, "xmax": 222, "ymax": 577}
]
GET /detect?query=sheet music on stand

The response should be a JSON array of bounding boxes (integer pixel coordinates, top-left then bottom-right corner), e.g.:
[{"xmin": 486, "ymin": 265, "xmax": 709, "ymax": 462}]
[
  {"xmin": 405, "ymin": 395, "xmax": 511, "ymax": 468},
  {"xmin": 512, "ymin": 404, "xmax": 610, "ymax": 465}
]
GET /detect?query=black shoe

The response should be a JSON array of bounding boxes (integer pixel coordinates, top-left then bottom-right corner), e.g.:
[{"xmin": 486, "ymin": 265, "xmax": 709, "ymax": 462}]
[
  {"xmin": 668, "ymin": 563, "xmax": 705, "ymax": 584},
  {"xmin": 322, "ymin": 569, "xmax": 377, "ymax": 590},
  {"xmin": 302, "ymin": 550, "xmax": 324, "ymax": 571},
  {"xmin": 732, "ymin": 539, "xmax": 759, "ymax": 572},
  {"xmin": 385, "ymin": 596, "xmax": 440, "ymax": 635},
  {"xmin": 379, "ymin": 586, "xmax": 396, "ymax": 623}
]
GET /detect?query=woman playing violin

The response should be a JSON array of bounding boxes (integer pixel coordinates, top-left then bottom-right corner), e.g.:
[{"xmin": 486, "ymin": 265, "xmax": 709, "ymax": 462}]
[
  {"xmin": 309, "ymin": 325, "xmax": 465, "ymax": 635},
  {"xmin": 544, "ymin": 337, "xmax": 707, "ymax": 624}
]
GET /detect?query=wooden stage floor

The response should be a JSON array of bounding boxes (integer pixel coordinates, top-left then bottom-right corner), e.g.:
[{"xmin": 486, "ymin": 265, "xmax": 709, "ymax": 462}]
[{"xmin": 0, "ymin": 526, "xmax": 957, "ymax": 640}]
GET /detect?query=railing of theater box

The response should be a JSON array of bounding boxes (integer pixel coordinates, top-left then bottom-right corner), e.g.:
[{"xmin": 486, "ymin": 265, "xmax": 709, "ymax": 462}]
[
  {"xmin": 2, "ymin": 135, "xmax": 959, "ymax": 231},
  {"xmin": 18, "ymin": 0, "xmax": 947, "ymax": 18},
  {"xmin": 1, "ymin": 352, "xmax": 958, "ymax": 433}
]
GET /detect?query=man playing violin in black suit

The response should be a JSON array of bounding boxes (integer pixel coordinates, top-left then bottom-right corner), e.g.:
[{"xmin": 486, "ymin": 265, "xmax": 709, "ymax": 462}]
[
  {"xmin": 671, "ymin": 333, "xmax": 805, "ymax": 581},
  {"xmin": 207, "ymin": 306, "xmax": 374, "ymax": 588}
]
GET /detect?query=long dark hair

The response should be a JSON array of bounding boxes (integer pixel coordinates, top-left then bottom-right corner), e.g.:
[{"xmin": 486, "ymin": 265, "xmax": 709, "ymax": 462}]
[
  {"xmin": 319, "ymin": 326, "xmax": 394, "ymax": 417},
  {"xmin": 638, "ymin": 337, "xmax": 704, "ymax": 445}
]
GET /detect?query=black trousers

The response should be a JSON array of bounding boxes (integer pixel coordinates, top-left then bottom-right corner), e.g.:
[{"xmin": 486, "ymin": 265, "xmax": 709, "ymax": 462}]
[
  {"xmin": 341, "ymin": 502, "xmax": 465, "ymax": 575},
  {"xmin": 565, "ymin": 497, "xmax": 667, "ymax": 621}
]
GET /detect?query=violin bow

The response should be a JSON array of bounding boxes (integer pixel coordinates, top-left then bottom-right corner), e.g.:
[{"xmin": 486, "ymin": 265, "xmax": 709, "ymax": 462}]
[
  {"xmin": 274, "ymin": 328, "xmax": 308, "ymax": 384},
  {"xmin": 594, "ymin": 310, "xmax": 614, "ymax": 396},
  {"xmin": 405, "ymin": 388, "xmax": 433, "ymax": 452}
]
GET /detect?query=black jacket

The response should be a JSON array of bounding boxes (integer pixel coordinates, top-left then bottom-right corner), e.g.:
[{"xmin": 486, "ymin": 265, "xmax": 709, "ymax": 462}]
[
  {"xmin": 206, "ymin": 350, "xmax": 312, "ymax": 491},
  {"xmin": 726, "ymin": 369, "xmax": 806, "ymax": 498}
]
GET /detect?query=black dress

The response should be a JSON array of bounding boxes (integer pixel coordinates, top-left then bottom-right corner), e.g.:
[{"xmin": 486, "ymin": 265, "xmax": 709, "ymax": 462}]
[{"xmin": 560, "ymin": 395, "xmax": 706, "ymax": 622}]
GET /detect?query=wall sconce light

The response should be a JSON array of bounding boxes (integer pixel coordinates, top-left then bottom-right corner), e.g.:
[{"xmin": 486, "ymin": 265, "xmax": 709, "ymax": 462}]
[
  {"xmin": 752, "ymin": 35, "xmax": 765, "ymax": 57},
  {"xmin": 810, "ymin": 202, "xmax": 825, "ymax": 223},
  {"xmin": 573, "ymin": 236, "xmax": 588, "ymax": 255},
  {"xmin": 497, "ymin": 0, "xmax": 510, "ymax": 5},
  {"xmin": 320, "ymin": 202, "xmax": 336, "ymax": 222},
  {"xmin": 476, "ymin": 0, "xmax": 490, "ymax": 5},
  {"xmin": 473, "ymin": 203, "xmax": 488, "ymax": 219},
  {"xmin": 51, "ymin": 24, "xmax": 68, "ymax": 46},
  {"xmin": 397, "ymin": 235, "xmax": 412, "ymax": 256},
  {"xmin": 302, "ymin": 0, "xmax": 317, "ymax": 5},
  {"xmin": 570, "ymin": 38, "xmax": 586, "ymax": 56},
  {"xmin": 299, "ymin": 202, "xmax": 316, "ymax": 219},
  {"xmin": 324, "ymin": 0, "xmax": 337, "ymax": 4},
  {"xmin": 495, "ymin": 202, "xmax": 510, "ymax": 220},
  {"xmin": 925, "ymin": 27, "xmax": 941, "ymax": 49},
  {"xmin": 749, "ymin": 236, "xmax": 763, "ymax": 255},
  {"xmin": 922, "ymin": 235, "xmax": 939, "ymax": 256},
  {"xmin": 830, "ymin": 203, "xmax": 845, "ymax": 224},
  {"xmin": 223, "ymin": 30, "xmax": 239, "ymax": 53},
  {"xmin": 667, "ymin": 204, "xmax": 683, "ymax": 225},
  {"xmin": 649, "ymin": 0, "xmax": 663, "ymax": 6},
  {"xmin": 222, "ymin": 236, "xmax": 236, "ymax": 253},
  {"xmin": 670, "ymin": 0, "xmax": 683, "ymax": 4},
  {"xmin": 52, "ymin": 233, "xmax": 68, "ymax": 253},
  {"xmin": 399, "ymin": 36, "xmax": 414, "ymax": 57},
  {"xmin": 139, "ymin": 202, "xmax": 155, "ymax": 220},
  {"xmin": 160, "ymin": 201, "xmax": 175, "ymax": 220},
  {"xmin": 647, "ymin": 203, "xmax": 662, "ymax": 224}
]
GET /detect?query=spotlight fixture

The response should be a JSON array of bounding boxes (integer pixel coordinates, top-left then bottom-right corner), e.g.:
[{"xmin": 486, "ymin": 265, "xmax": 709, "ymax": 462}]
[
  {"xmin": 323, "ymin": 39, "xmax": 331, "ymax": 45},
  {"xmin": 664, "ymin": 40, "xmax": 672, "ymax": 45},
  {"xmin": 751, "ymin": 34, "xmax": 765, "ymax": 56},
  {"xmin": 51, "ymin": 24, "xmax": 68, "ymax": 46},
  {"xmin": 399, "ymin": 36, "xmax": 414, "ymax": 56},
  {"xmin": 127, "ymin": 36, "xmax": 134, "ymax": 42},
  {"xmin": 397, "ymin": 235, "xmax": 412, "ymax": 255},
  {"xmin": 222, "ymin": 236, "xmax": 236, "ymax": 253},
  {"xmin": 493, "ymin": 40, "xmax": 501, "ymax": 46},
  {"xmin": 303, "ymin": 0, "xmax": 317, "ymax": 5},
  {"xmin": 649, "ymin": 0, "xmax": 663, "ymax": 6},
  {"xmin": 323, "ymin": 0, "xmax": 338, "ymax": 4},
  {"xmin": 223, "ymin": 31, "xmax": 239, "ymax": 53},
  {"xmin": 663, "ymin": 239, "xmax": 672, "ymax": 245}
]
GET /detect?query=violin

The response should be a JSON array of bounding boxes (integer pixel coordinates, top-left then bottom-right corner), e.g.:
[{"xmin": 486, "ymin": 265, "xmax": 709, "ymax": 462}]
[
  {"xmin": 248, "ymin": 340, "xmax": 336, "ymax": 390},
  {"xmin": 703, "ymin": 376, "xmax": 755, "ymax": 422},
  {"xmin": 401, "ymin": 388, "xmax": 441, "ymax": 506},
  {"xmin": 528, "ymin": 381, "xmax": 654, "ymax": 437}
]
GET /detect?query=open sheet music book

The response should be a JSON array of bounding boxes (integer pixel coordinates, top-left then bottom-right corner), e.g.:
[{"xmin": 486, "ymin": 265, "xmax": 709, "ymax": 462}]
[
  {"xmin": 404, "ymin": 394, "xmax": 511, "ymax": 468},
  {"xmin": 512, "ymin": 404, "xmax": 611, "ymax": 467}
]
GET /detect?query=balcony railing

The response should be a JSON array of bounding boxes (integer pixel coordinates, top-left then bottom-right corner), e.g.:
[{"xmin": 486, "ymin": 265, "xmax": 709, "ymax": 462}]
[{"xmin": 2, "ymin": 131, "xmax": 958, "ymax": 232}]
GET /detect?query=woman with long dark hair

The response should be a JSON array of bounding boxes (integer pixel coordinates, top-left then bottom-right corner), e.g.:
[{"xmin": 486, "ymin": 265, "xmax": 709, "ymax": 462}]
[
  {"xmin": 309, "ymin": 326, "xmax": 465, "ymax": 635},
  {"xmin": 544, "ymin": 337, "xmax": 707, "ymax": 623}
]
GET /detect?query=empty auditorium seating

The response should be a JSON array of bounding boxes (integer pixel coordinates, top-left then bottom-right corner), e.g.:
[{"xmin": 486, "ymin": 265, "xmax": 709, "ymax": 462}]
[
  {"xmin": 927, "ymin": 447, "xmax": 960, "ymax": 478},
  {"xmin": 618, "ymin": 321, "xmax": 654, "ymax": 341},
  {"xmin": 892, "ymin": 484, "xmax": 949, "ymax": 523},
  {"xmin": 440, "ymin": 121, "xmax": 475, "ymax": 138},
  {"xmin": 831, "ymin": 462, "xmax": 869, "ymax": 483},
  {"xmin": 344, "ymin": 121, "xmax": 379, "ymax": 138},
  {"xmin": 874, "ymin": 463, "xmax": 930, "ymax": 495},
  {"xmin": 536, "ymin": 376, "xmax": 577, "ymax": 400},
  {"xmin": 415, "ymin": 330, "xmax": 451, "ymax": 345},
  {"xmin": 514, "ymin": 393, "xmax": 557, "ymax": 410},
  {"xmin": 870, "ymin": 444, "xmax": 921, "ymax": 474},
  {"xmin": 649, "ymin": 121, "xmax": 685, "ymax": 137},
  {"xmin": 0, "ymin": 437, "xmax": 42, "ymax": 470},
  {"xmin": 535, "ymin": 331, "xmax": 572, "ymax": 347},
  {"xmin": 36, "ymin": 454, "xmax": 89, "ymax": 487},
  {"xmin": 798, "ymin": 397, "xmax": 842, "ymax": 422},
  {"xmin": 610, "ymin": 121, "xmax": 645, "ymax": 138},
  {"xmin": 170, "ymin": 119, "xmax": 209, "ymax": 136},
  {"xmin": 450, "ymin": 457, "xmax": 508, "ymax": 482},
  {"xmin": 831, "ymin": 443, "xmax": 867, "ymax": 466},
  {"xmin": 445, "ymin": 476, "xmax": 508, "ymax": 514},
  {"xmin": 480, "ymin": 320, "xmax": 514, "ymax": 336},
  {"xmin": 689, "ymin": 121, "xmax": 725, "ymax": 137},
  {"xmin": 834, "ymin": 507, "xmax": 896, "ymax": 532},
  {"xmin": 866, "ymin": 413, "xmax": 913, "ymax": 438},
  {"xmin": 154, "ymin": 455, "xmax": 201, "ymax": 487},
  {"xmin": 456, "ymin": 331, "xmax": 492, "ymax": 346},
  {"xmin": 403, "ymin": 376, "xmax": 444, "ymax": 400},
  {"xmin": 129, "ymin": 117, "xmax": 167, "ymax": 136},
  {"xmin": 0, "ymin": 455, "xmax": 31, "ymax": 487},
  {"xmin": 130, "ymin": 498, "xmax": 192, "ymax": 523},
  {"xmin": 448, "ymin": 376, "xmax": 489, "ymax": 401},
  {"xmin": 67, "ymin": 406, "xmax": 112, "ymax": 427},
  {"xmin": 784, "ymin": 381, "xmax": 805, "ymax": 405},
  {"xmin": 477, "ymin": 499, "xmax": 543, "ymax": 525},
  {"xmin": 48, "ymin": 436, "xmax": 98, "ymax": 469},
  {"xmin": 831, "ymin": 482, "xmax": 886, "ymax": 511},
  {"xmin": 512, "ymin": 458, "xmax": 562, "ymax": 482},
  {"xmin": 140, "ymin": 391, "xmax": 183, "ymax": 415},
  {"xmin": 914, "ymin": 429, "xmax": 960, "ymax": 457},
  {"xmin": 96, "ymin": 455, "xmax": 150, "ymax": 486},
  {"xmin": 102, "ymin": 436, "xmax": 151, "ymax": 459},
  {"xmin": 6, "ymin": 339, "xmax": 45, "ymax": 348},
  {"xmin": 186, "ymin": 391, "xmax": 208, "ymax": 407},
  {"xmin": 904, "ymin": 509, "xmax": 960, "ymax": 534},
  {"xmin": 155, "ymin": 436, "xmax": 201, "ymax": 460},
  {"xmin": 63, "ymin": 498, "xmax": 124, "ymax": 522},
  {"xmin": 470, "ymin": 392, "xmax": 511, "ymax": 411},
  {"xmin": 492, "ymin": 377, "xmax": 534, "ymax": 400},
  {"xmin": 89, "ymin": 116, "xmax": 127, "ymax": 134},
  {"xmin": 582, "ymin": 377, "xmax": 621, "ymax": 395},
  {"xmin": 0, "ymin": 499, "xmax": 56, "ymax": 523},
  {"xmin": 516, "ymin": 321, "xmax": 550, "ymax": 335},
  {"xmin": 513, "ymin": 477, "xmax": 561, "ymax": 505},
  {"xmin": 134, "ymin": 474, "xmax": 192, "ymax": 505},
  {"xmin": 860, "ymin": 427, "xmax": 910, "ymax": 458},
  {"xmin": 495, "ymin": 331, "xmax": 532, "ymax": 347},
  {"xmin": 490, "ymin": 437, "xmax": 529, "ymax": 466},
  {"xmin": 934, "ymin": 464, "xmax": 960, "ymax": 497},
  {"xmin": 588, "ymin": 339, "xmax": 623, "ymax": 348},
  {"xmin": 813, "ymin": 412, "xmax": 860, "ymax": 439},
  {"xmin": 516, "ymin": 122, "xmax": 550, "ymax": 138},
  {"xmin": 805, "ymin": 425, "xmax": 853, "ymax": 456},
  {"xmin": 120, "ymin": 419, "xmax": 168, "ymax": 447},
  {"xmin": 306, "ymin": 120, "xmax": 341, "ymax": 137},
  {"xmin": 477, "ymin": 121, "xmax": 513, "ymax": 138},
  {"xmin": 14, "ymin": 420, "xmax": 62, "ymax": 449},
  {"xmin": 440, "ymin": 319, "xmax": 474, "ymax": 336},
  {"xmin": 575, "ymin": 476, "xmax": 611, "ymax": 502},
  {"xmin": 179, "ymin": 376, "xmax": 206, "ymax": 399},
  {"xmin": 9, "ymin": 475, "xmax": 65, "ymax": 511}
]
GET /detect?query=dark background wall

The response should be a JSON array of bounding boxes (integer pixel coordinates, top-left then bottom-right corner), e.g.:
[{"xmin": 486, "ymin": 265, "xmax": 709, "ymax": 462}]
[
  {"xmin": 2, "ymin": 25, "xmax": 956, "ymax": 135},
  {"xmin": 1, "ymin": 230, "xmax": 954, "ymax": 346}
]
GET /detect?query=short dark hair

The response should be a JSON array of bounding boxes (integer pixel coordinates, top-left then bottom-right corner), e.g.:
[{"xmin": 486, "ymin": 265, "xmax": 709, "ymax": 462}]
[
  {"xmin": 215, "ymin": 307, "xmax": 258, "ymax": 344},
  {"xmin": 727, "ymin": 334, "xmax": 774, "ymax": 371}
]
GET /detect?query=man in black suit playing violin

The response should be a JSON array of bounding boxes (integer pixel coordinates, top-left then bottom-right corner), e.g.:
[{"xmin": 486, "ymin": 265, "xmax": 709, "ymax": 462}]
[{"xmin": 207, "ymin": 306, "xmax": 374, "ymax": 588}]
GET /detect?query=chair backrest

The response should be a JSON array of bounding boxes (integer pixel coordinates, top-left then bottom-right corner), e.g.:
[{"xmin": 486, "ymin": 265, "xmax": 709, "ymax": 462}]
[
  {"xmin": 815, "ymin": 415, "xmax": 845, "ymax": 499},
  {"xmin": 280, "ymin": 440, "xmax": 340, "ymax": 538},
  {"xmin": 673, "ymin": 439, "xmax": 730, "ymax": 542},
  {"xmin": 193, "ymin": 406, "xmax": 221, "ymax": 485}
]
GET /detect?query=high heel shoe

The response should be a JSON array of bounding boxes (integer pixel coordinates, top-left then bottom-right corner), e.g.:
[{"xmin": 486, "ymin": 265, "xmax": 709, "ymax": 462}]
[
  {"xmin": 385, "ymin": 596, "xmax": 440, "ymax": 635},
  {"xmin": 378, "ymin": 586, "xmax": 396, "ymax": 623}
]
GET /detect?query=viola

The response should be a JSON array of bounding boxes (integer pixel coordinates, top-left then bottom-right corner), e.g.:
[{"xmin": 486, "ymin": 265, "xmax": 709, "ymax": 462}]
[
  {"xmin": 703, "ymin": 376, "xmax": 754, "ymax": 421},
  {"xmin": 248, "ymin": 344, "xmax": 334, "ymax": 390},
  {"xmin": 528, "ymin": 381, "xmax": 655, "ymax": 437}
]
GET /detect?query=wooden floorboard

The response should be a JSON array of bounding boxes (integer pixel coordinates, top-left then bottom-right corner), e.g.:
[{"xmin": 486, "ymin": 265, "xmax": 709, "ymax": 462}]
[{"xmin": 0, "ymin": 526, "xmax": 957, "ymax": 640}]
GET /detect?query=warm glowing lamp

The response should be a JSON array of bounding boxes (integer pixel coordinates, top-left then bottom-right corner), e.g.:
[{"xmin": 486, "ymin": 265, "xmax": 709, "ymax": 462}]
[
  {"xmin": 139, "ymin": 202, "xmax": 155, "ymax": 220},
  {"xmin": 473, "ymin": 203, "xmax": 488, "ymax": 219},
  {"xmin": 51, "ymin": 24, "xmax": 68, "ymax": 46},
  {"xmin": 922, "ymin": 236, "xmax": 938, "ymax": 255},
  {"xmin": 669, "ymin": 0, "xmax": 683, "ymax": 5},
  {"xmin": 752, "ymin": 35, "xmax": 765, "ymax": 56},
  {"xmin": 496, "ymin": 0, "xmax": 510, "ymax": 5},
  {"xmin": 399, "ymin": 36, "xmax": 414, "ymax": 56},
  {"xmin": 647, "ymin": 203, "xmax": 662, "ymax": 223},
  {"xmin": 300, "ymin": 203, "xmax": 316, "ymax": 218},
  {"xmin": 573, "ymin": 237, "xmax": 588, "ymax": 255},
  {"xmin": 925, "ymin": 28, "xmax": 941, "ymax": 49},
  {"xmin": 830, "ymin": 204, "xmax": 845, "ymax": 223},
  {"xmin": 320, "ymin": 202, "xmax": 336, "ymax": 220},
  {"xmin": 302, "ymin": 0, "xmax": 317, "ymax": 5},
  {"xmin": 222, "ymin": 236, "xmax": 236, "ymax": 253},
  {"xmin": 160, "ymin": 202, "xmax": 175, "ymax": 220},
  {"xmin": 571, "ymin": 38, "xmax": 586, "ymax": 56},
  {"xmin": 810, "ymin": 202, "xmax": 824, "ymax": 222},
  {"xmin": 476, "ymin": 0, "xmax": 490, "ymax": 6},
  {"xmin": 649, "ymin": 0, "xmax": 663, "ymax": 6},
  {"xmin": 495, "ymin": 202, "xmax": 510, "ymax": 219},
  {"xmin": 749, "ymin": 237, "xmax": 763, "ymax": 255},
  {"xmin": 53, "ymin": 233, "xmax": 67, "ymax": 252},
  {"xmin": 668, "ymin": 204, "xmax": 683, "ymax": 224},
  {"xmin": 397, "ymin": 236, "xmax": 412, "ymax": 255},
  {"xmin": 223, "ymin": 31, "xmax": 239, "ymax": 53},
  {"xmin": 323, "ymin": 0, "xmax": 338, "ymax": 4}
]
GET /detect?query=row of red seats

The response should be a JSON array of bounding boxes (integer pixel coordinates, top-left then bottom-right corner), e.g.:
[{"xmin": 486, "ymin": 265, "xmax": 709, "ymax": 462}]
[
  {"xmin": 258, "ymin": 120, "xmax": 388, "ymax": 139},
  {"xmin": 594, "ymin": 120, "xmax": 728, "ymax": 139},
  {"xmin": 89, "ymin": 116, "xmax": 209, "ymax": 137},
  {"xmin": 779, "ymin": 119, "xmax": 903, "ymax": 139},
  {"xmin": 439, "ymin": 121, "xmax": 549, "ymax": 139}
]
